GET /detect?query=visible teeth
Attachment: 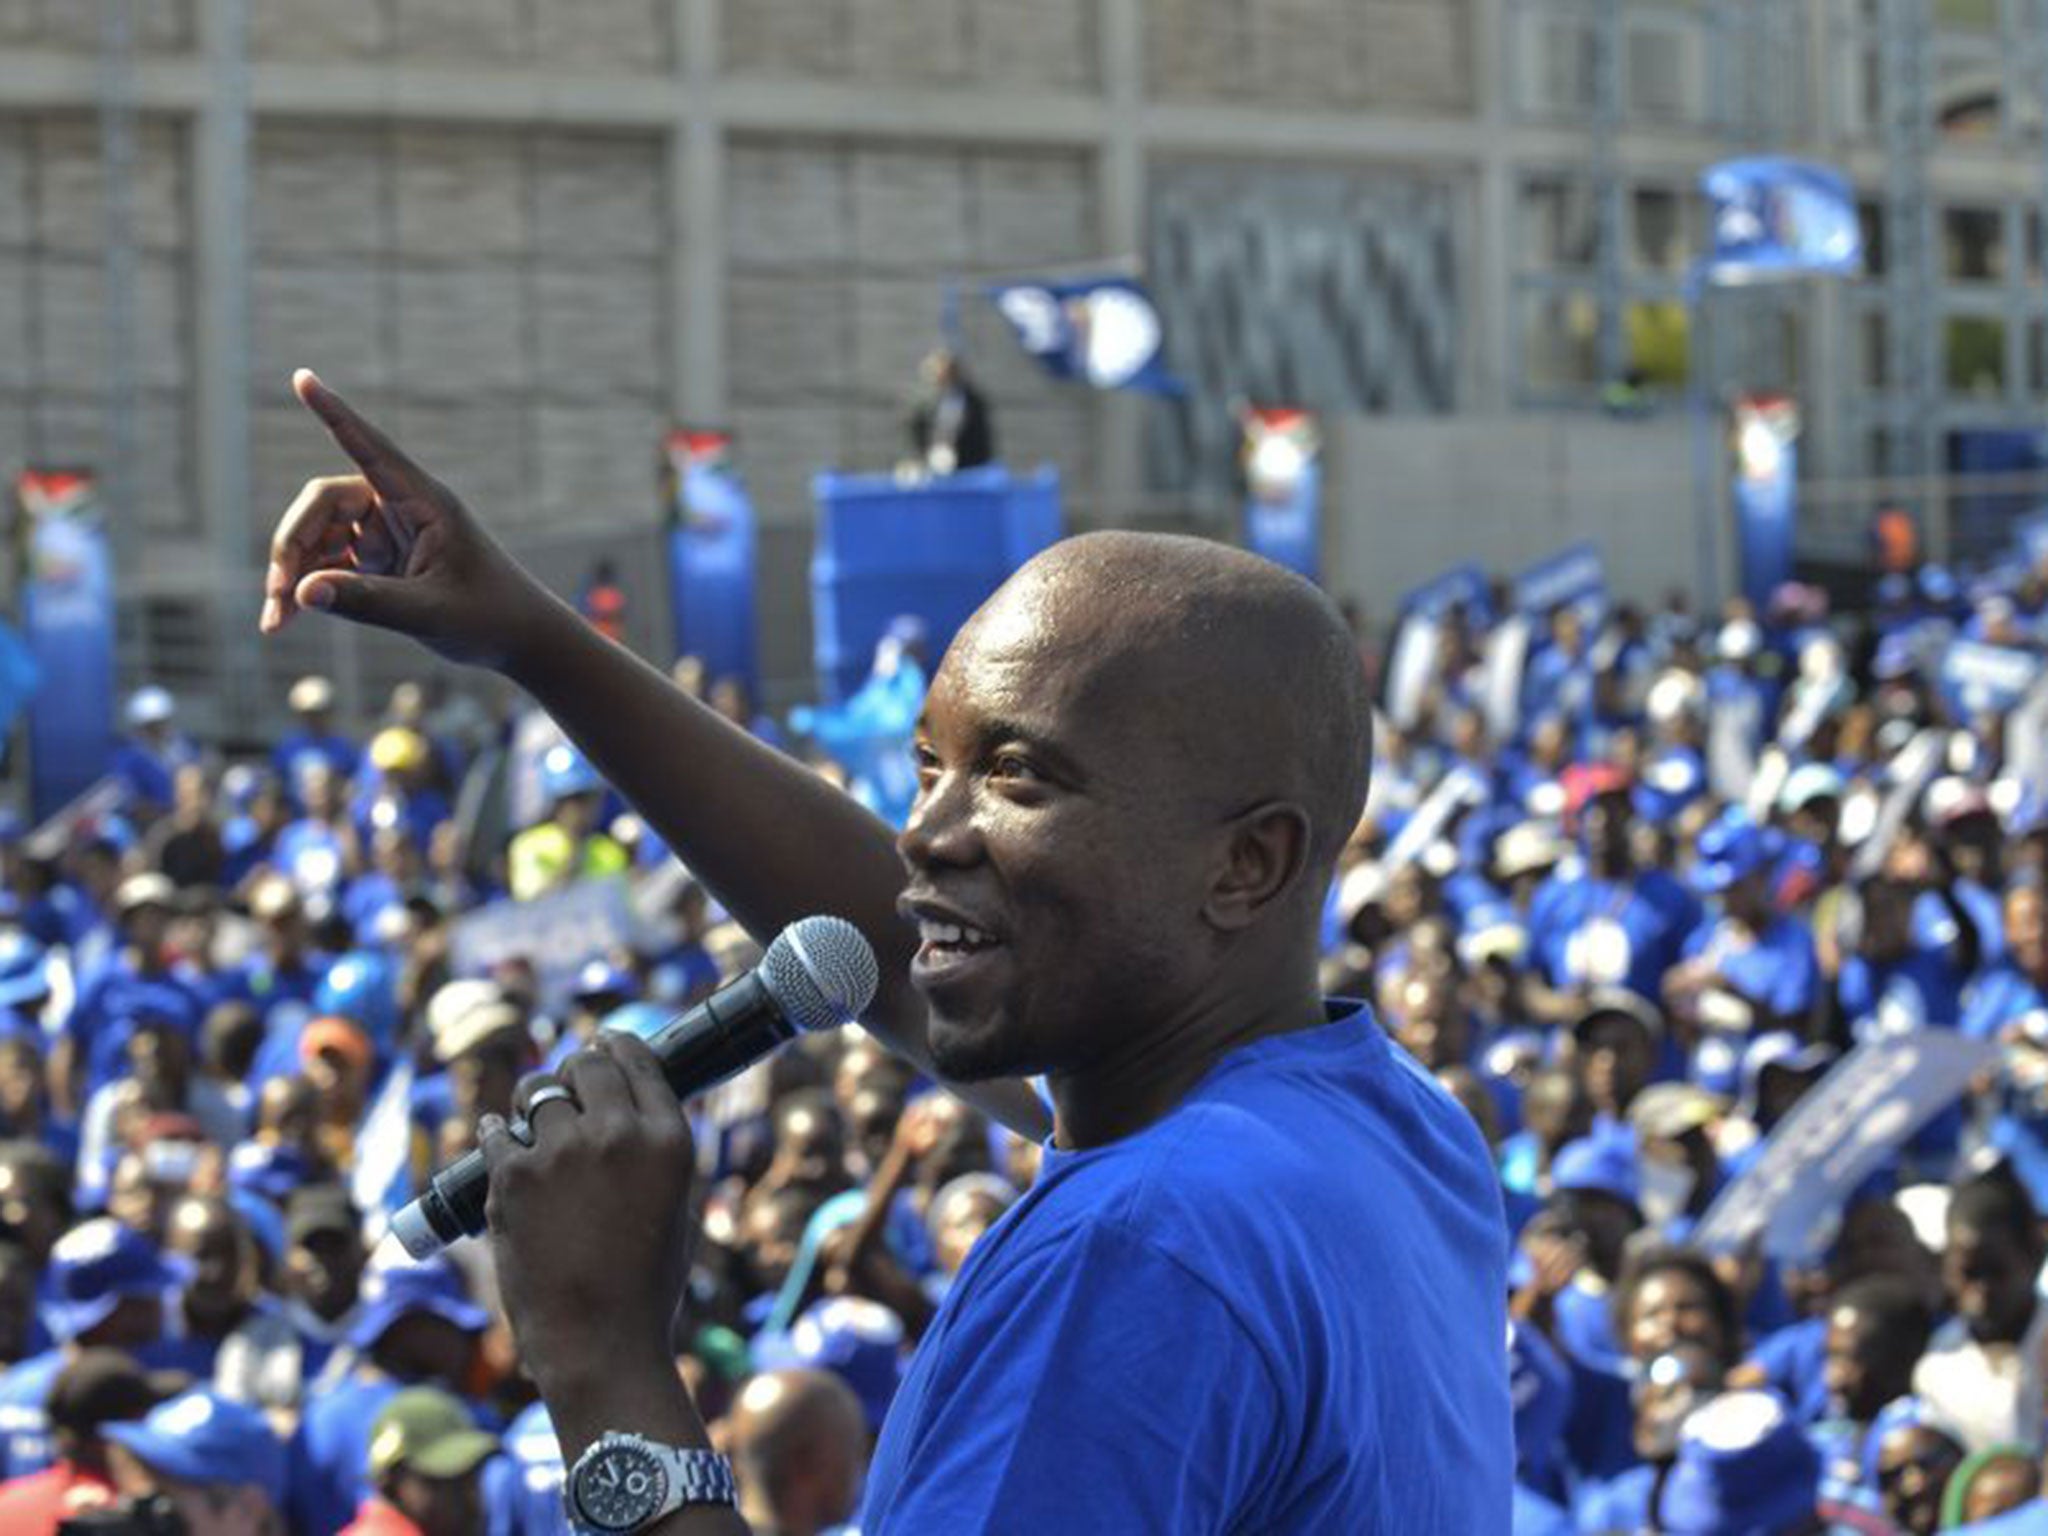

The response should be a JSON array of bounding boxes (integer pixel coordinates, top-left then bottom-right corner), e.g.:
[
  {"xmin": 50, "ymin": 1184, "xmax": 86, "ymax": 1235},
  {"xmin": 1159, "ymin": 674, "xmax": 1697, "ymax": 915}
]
[{"xmin": 919, "ymin": 919, "xmax": 996, "ymax": 948}]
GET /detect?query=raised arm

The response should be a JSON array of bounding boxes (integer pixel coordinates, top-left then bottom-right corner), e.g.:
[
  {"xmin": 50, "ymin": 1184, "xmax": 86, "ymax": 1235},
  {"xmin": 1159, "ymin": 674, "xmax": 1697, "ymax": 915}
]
[{"xmin": 262, "ymin": 370, "xmax": 1046, "ymax": 1140}]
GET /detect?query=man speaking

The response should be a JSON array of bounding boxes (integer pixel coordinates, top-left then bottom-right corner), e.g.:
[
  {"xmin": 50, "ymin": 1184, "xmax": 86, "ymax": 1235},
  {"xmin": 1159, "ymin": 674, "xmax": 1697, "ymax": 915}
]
[{"xmin": 262, "ymin": 369, "xmax": 1511, "ymax": 1533}]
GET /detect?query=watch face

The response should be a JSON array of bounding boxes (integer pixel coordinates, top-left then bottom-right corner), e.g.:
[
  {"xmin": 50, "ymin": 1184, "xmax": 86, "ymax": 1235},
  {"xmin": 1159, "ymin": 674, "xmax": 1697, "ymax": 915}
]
[{"xmin": 575, "ymin": 1442, "xmax": 670, "ymax": 1531}]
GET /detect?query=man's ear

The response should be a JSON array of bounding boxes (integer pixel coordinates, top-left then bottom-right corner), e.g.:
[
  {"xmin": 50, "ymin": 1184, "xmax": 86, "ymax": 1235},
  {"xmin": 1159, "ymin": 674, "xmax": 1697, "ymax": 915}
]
[{"xmin": 1203, "ymin": 802, "xmax": 1311, "ymax": 932}]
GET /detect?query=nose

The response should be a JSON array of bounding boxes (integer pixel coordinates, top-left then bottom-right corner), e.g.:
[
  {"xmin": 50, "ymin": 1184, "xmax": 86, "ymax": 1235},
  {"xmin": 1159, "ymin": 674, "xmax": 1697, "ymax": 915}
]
[{"xmin": 897, "ymin": 764, "xmax": 979, "ymax": 871}]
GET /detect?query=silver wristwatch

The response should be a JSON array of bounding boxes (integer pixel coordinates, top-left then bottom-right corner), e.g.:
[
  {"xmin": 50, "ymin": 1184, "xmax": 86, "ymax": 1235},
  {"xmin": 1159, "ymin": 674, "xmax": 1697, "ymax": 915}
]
[{"xmin": 564, "ymin": 1432, "xmax": 738, "ymax": 1533}]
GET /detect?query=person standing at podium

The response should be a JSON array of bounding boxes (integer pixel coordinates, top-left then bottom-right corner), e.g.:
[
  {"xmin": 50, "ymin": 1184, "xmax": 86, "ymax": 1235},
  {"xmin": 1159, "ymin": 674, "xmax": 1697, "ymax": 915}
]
[{"xmin": 906, "ymin": 348, "xmax": 995, "ymax": 477}]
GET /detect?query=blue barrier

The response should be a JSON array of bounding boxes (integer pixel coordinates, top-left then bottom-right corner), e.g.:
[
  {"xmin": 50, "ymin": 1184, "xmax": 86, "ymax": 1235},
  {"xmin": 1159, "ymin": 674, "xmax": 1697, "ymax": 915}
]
[{"xmin": 810, "ymin": 466, "xmax": 1062, "ymax": 700}]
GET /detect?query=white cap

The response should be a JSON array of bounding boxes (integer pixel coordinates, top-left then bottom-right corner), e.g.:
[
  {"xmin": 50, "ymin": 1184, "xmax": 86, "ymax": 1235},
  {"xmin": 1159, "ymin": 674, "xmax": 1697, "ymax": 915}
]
[
  {"xmin": 288, "ymin": 674, "xmax": 335, "ymax": 714},
  {"xmin": 125, "ymin": 686, "xmax": 174, "ymax": 727}
]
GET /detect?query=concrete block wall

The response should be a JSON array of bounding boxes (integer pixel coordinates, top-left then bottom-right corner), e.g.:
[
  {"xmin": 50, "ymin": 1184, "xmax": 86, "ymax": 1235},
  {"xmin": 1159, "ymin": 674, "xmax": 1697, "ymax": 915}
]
[
  {"xmin": 249, "ymin": 0, "xmax": 673, "ymax": 69},
  {"xmin": 1143, "ymin": 0, "xmax": 1472, "ymax": 113},
  {"xmin": 247, "ymin": 123, "xmax": 670, "ymax": 562},
  {"xmin": 724, "ymin": 137, "xmax": 1100, "ymax": 530},
  {"xmin": 0, "ymin": 114, "xmax": 194, "ymax": 539}
]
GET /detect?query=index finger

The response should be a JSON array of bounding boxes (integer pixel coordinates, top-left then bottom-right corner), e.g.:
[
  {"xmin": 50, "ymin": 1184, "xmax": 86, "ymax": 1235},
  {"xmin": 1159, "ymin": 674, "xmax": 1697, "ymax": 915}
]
[{"xmin": 292, "ymin": 368, "xmax": 433, "ymax": 502}]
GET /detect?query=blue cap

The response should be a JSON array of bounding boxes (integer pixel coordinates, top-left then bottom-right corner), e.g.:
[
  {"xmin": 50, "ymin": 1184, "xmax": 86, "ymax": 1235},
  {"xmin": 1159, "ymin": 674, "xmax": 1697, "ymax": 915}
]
[
  {"xmin": 1689, "ymin": 810, "xmax": 1783, "ymax": 895},
  {"xmin": 1692, "ymin": 1034, "xmax": 1744, "ymax": 1099},
  {"xmin": 226, "ymin": 1141, "xmax": 317, "ymax": 1206},
  {"xmin": 752, "ymin": 1297, "xmax": 906, "ymax": 1433},
  {"xmin": 1860, "ymin": 1395, "xmax": 1960, "ymax": 1491},
  {"xmin": 41, "ymin": 1218, "xmax": 190, "ymax": 1343},
  {"xmin": 539, "ymin": 744, "xmax": 603, "ymax": 803},
  {"xmin": 1919, "ymin": 565, "xmax": 1959, "ymax": 606},
  {"xmin": 1509, "ymin": 1319, "xmax": 1573, "ymax": 1478},
  {"xmin": 347, "ymin": 1255, "xmax": 490, "ymax": 1350},
  {"xmin": 103, "ymin": 1390, "xmax": 287, "ymax": 1509},
  {"xmin": 315, "ymin": 952, "xmax": 401, "ymax": 1051},
  {"xmin": 573, "ymin": 959, "xmax": 639, "ymax": 1004},
  {"xmin": 1657, "ymin": 1390, "xmax": 1820, "ymax": 1535},
  {"xmin": 1551, "ymin": 1126, "xmax": 1641, "ymax": 1208},
  {"xmin": 1634, "ymin": 750, "xmax": 1708, "ymax": 828}
]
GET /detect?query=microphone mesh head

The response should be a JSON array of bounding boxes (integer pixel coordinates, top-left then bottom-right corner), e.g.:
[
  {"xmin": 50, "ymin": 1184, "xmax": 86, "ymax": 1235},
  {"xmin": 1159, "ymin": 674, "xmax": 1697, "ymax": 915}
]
[{"xmin": 761, "ymin": 916, "xmax": 880, "ymax": 1032}]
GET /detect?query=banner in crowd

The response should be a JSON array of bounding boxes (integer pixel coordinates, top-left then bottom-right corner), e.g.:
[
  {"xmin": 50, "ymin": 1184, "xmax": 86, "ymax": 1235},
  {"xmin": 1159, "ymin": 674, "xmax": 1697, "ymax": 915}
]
[
  {"xmin": 1240, "ymin": 406, "xmax": 1321, "ymax": 581},
  {"xmin": 1481, "ymin": 614, "xmax": 1532, "ymax": 745},
  {"xmin": 2018, "ymin": 507, "xmax": 2048, "ymax": 570},
  {"xmin": 1400, "ymin": 564, "xmax": 1491, "ymax": 621},
  {"xmin": 987, "ymin": 274, "xmax": 1184, "ymax": 394},
  {"xmin": 1693, "ymin": 1030, "xmax": 1999, "ymax": 1262},
  {"xmin": 450, "ymin": 879, "xmax": 638, "ymax": 1012},
  {"xmin": 1939, "ymin": 638, "xmax": 2040, "ymax": 718},
  {"xmin": 17, "ymin": 470, "xmax": 113, "ymax": 822},
  {"xmin": 1513, "ymin": 543, "xmax": 1606, "ymax": 619},
  {"xmin": 1730, "ymin": 395, "xmax": 1800, "ymax": 613},
  {"xmin": 666, "ymin": 430, "xmax": 760, "ymax": 698},
  {"xmin": 1698, "ymin": 158, "xmax": 1863, "ymax": 287}
]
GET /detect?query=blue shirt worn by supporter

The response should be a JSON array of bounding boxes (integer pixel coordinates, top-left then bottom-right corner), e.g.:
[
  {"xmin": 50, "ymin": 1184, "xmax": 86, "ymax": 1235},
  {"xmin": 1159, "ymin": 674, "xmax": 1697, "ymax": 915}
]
[
  {"xmin": 1530, "ymin": 872, "xmax": 1683, "ymax": 1001},
  {"xmin": 64, "ymin": 962, "xmax": 210, "ymax": 1101},
  {"xmin": 0, "ymin": 1349, "xmax": 64, "ymax": 1479},
  {"xmin": 1962, "ymin": 964, "xmax": 2046, "ymax": 1043},
  {"xmin": 1572, "ymin": 1462, "xmax": 1658, "ymax": 1534},
  {"xmin": 1511, "ymin": 1483, "xmax": 1575, "ymax": 1536},
  {"xmin": 1749, "ymin": 1315, "xmax": 1830, "ymax": 1425},
  {"xmin": 1954, "ymin": 1501, "xmax": 2048, "ymax": 1535},
  {"xmin": 859, "ymin": 1003, "xmax": 1512, "ymax": 1534},
  {"xmin": 290, "ymin": 1374, "xmax": 400, "ymax": 1535},
  {"xmin": 273, "ymin": 731, "xmax": 359, "ymax": 803},
  {"xmin": 1838, "ymin": 949, "xmax": 1968, "ymax": 1039},
  {"xmin": 501, "ymin": 1400, "xmax": 569, "ymax": 1536},
  {"xmin": 112, "ymin": 735, "xmax": 199, "ymax": 811},
  {"xmin": 1682, "ymin": 914, "xmax": 1820, "ymax": 1024}
]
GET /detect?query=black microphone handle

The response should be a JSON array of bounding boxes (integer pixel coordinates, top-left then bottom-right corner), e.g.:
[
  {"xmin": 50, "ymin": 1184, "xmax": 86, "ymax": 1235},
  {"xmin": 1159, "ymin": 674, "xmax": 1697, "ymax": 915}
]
[{"xmin": 399, "ymin": 971, "xmax": 804, "ymax": 1254}]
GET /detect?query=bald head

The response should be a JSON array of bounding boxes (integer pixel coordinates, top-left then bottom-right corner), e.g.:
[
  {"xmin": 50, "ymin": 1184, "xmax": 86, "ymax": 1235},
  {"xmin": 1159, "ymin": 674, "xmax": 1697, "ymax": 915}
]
[
  {"xmin": 903, "ymin": 531, "xmax": 1375, "ymax": 1100},
  {"xmin": 954, "ymin": 532, "xmax": 1371, "ymax": 882},
  {"xmin": 729, "ymin": 1368, "xmax": 867, "ymax": 1535}
]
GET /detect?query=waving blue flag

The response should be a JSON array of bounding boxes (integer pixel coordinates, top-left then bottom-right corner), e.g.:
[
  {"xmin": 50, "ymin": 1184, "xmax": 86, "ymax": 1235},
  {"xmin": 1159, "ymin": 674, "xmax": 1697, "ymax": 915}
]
[
  {"xmin": 1700, "ymin": 158, "xmax": 1862, "ymax": 287},
  {"xmin": 987, "ymin": 275, "xmax": 1185, "ymax": 395}
]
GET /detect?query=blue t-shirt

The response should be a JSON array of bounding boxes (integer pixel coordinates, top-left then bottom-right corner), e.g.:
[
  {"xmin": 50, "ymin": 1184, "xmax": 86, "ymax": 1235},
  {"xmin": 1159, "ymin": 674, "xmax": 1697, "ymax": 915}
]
[
  {"xmin": 1748, "ymin": 1314, "xmax": 1829, "ymax": 1425},
  {"xmin": 859, "ymin": 1003, "xmax": 1512, "ymax": 1534},
  {"xmin": 1962, "ymin": 964, "xmax": 2046, "ymax": 1043},
  {"xmin": 1682, "ymin": 914, "xmax": 1820, "ymax": 1025},
  {"xmin": 290, "ymin": 1373, "xmax": 400, "ymax": 1534},
  {"xmin": 65, "ymin": 962, "xmax": 211, "ymax": 1101},
  {"xmin": 0, "ymin": 1349, "xmax": 63, "ymax": 1479},
  {"xmin": 500, "ymin": 1400, "xmax": 570, "ymax": 1536}
]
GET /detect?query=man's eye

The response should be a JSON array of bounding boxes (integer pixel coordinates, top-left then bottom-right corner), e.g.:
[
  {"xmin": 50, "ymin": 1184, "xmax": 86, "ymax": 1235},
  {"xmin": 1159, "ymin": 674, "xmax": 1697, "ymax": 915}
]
[
  {"xmin": 991, "ymin": 753, "xmax": 1039, "ymax": 782},
  {"xmin": 913, "ymin": 744, "xmax": 940, "ymax": 773}
]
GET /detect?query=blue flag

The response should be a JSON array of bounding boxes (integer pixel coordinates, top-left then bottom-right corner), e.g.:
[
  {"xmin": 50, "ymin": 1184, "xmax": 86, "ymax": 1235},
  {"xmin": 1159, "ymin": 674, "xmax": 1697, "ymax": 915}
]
[
  {"xmin": 1700, "ymin": 158, "xmax": 1862, "ymax": 286},
  {"xmin": 1731, "ymin": 395, "xmax": 1799, "ymax": 612},
  {"xmin": 18, "ymin": 471, "xmax": 115, "ymax": 821},
  {"xmin": 987, "ymin": 275, "xmax": 1184, "ymax": 394},
  {"xmin": 666, "ymin": 430, "xmax": 760, "ymax": 698},
  {"xmin": 1240, "ymin": 407, "xmax": 1321, "ymax": 581}
]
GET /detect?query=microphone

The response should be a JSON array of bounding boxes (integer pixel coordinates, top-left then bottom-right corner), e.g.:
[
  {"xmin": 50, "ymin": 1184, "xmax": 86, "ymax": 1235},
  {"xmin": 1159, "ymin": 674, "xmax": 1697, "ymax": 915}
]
[{"xmin": 390, "ymin": 915, "xmax": 879, "ymax": 1259}]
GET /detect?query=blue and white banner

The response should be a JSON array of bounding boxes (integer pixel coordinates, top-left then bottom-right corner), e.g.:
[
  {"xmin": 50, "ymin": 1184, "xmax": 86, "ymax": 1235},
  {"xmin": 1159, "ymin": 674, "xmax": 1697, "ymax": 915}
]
[
  {"xmin": 987, "ymin": 274, "xmax": 1184, "ymax": 394},
  {"xmin": 1240, "ymin": 406, "xmax": 1321, "ymax": 581},
  {"xmin": 1401, "ymin": 564, "xmax": 1492, "ymax": 621},
  {"xmin": 1699, "ymin": 158, "xmax": 1863, "ymax": 288},
  {"xmin": 1513, "ymin": 543, "xmax": 1606, "ymax": 618},
  {"xmin": 1939, "ymin": 638, "xmax": 2041, "ymax": 718},
  {"xmin": 1693, "ymin": 1030, "xmax": 1999, "ymax": 1262},
  {"xmin": 450, "ymin": 879, "xmax": 638, "ymax": 1012},
  {"xmin": 1731, "ymin": 395, "xmax": 1799, "ymax": 613},
  {"xmin": 2018, "ymin": 507, "xmax": 2048, "ymax": 569},
  {"xmin": 18, "ymin": 470, "xmax": 114, "ymax": 822},
  {"xmin": 666, "ymin": 430, "xmax": 760, "ymax": 697}
]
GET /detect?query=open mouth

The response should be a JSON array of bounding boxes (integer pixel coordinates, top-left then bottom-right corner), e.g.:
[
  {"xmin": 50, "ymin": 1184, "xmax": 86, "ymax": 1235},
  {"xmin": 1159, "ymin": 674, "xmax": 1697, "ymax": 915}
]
[{"xmin": 916, "ymin": 918, "xmax": 1000, "ymax": 955}]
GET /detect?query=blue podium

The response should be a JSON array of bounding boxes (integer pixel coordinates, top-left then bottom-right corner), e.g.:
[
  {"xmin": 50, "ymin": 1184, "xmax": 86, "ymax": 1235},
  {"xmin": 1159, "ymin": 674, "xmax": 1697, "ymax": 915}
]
[{"xmin": 810, "ymin": 465, "xmax": 1063, "ymax": 700}]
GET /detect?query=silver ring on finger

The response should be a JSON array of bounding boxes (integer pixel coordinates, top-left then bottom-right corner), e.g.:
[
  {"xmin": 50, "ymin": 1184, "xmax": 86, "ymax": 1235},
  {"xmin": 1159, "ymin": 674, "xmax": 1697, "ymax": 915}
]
[{"xmin": 520, "ymin": 1083, "xmax": 579, "ymax": 1126}]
